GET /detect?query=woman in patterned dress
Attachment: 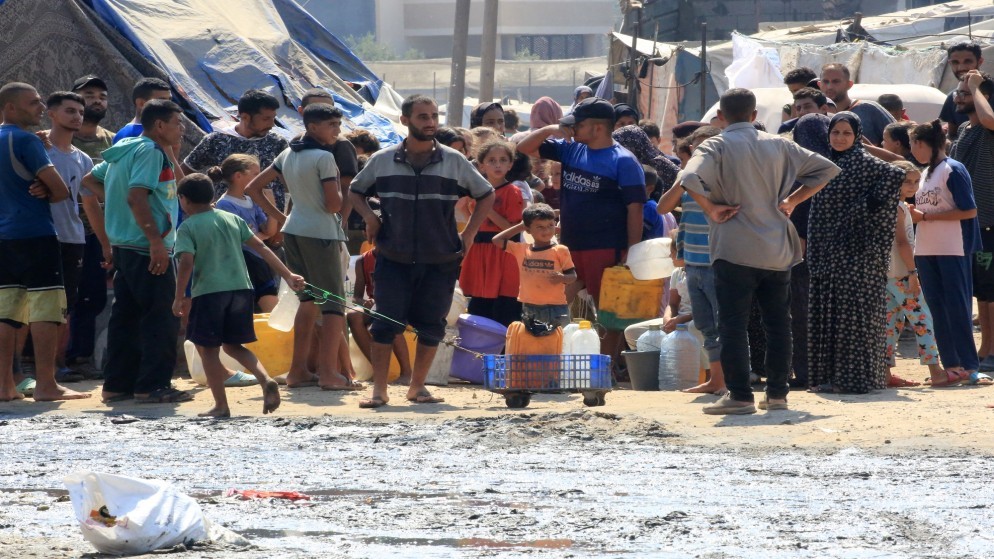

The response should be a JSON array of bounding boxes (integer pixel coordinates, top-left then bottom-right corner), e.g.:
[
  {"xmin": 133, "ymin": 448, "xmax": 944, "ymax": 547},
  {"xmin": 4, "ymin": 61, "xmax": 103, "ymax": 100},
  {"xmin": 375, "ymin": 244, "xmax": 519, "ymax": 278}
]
[{"xmin": 806, "ymin": 112, "xmax": 907, "ymax": 393}]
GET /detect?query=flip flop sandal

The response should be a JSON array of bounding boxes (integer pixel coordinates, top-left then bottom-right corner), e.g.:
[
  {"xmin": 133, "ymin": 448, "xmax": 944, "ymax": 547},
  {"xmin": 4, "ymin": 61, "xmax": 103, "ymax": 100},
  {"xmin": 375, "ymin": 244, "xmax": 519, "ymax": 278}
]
[
  {"xmin": 359, "ymin": 397, "xmax": 388, "ymax": 409},
  {"xmin": 969, "ymin": 372, "xmax": 994, "ymax": 386},
  {"xmin": 136, "ymin": 387, "xmax": 193, "ymax": 404},
  {"xmin": 927, "ymin": 370, "xmax": 969, "ymax": 388},
  {"xmin": 102, "ymin": 393, "xmax": 134, "ymax": 403},
  {"xmin": 223, "ymin": 371, "xmax": 258, "ymax": 387},
  {"xmin": 15, "ymin": 378, "xmax": 35, "ymax": 397},
  {"xmin": 407, "ymin": 391, "xmax": 445, "ymax": 404}
]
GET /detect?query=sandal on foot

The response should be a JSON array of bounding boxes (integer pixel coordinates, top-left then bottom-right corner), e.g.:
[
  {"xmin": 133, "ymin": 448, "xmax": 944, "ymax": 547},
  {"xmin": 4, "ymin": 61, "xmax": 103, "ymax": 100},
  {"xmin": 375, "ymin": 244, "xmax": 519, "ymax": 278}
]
[
  {"xmin": 15, "ymin": 378, "xmax": 35, "ymax": 397},
  {"xmin": 224, "ymin": 371, "xmax": 257, "ymax": 387},
  {"xmin": 359, "ymin": 397, "xmax": 388, "ymax": 409},
  {"xmin": 407, "ymin": 391, "xmax": 445, "ymax": 404},
  {"xmin": 135, "ymin": 387, "xmax": 193, "ymax": 404},
  {"xmin": 927, "ymin": 370, "xmax": 969, "ymax": 388},
  {"xmin": 969, "ymin": 372, "xmax": 994, "ymax": 386},
  {"xmin": 102, "ymin": 393, "xmax": 133, "ymax": 403},
  {"xmin": 55, "ymin": 367, "xmax": 85, "ymax": 383},
  {"xmin": 888, "ymin": 375, "xmax": 921, "ymax": 388}
]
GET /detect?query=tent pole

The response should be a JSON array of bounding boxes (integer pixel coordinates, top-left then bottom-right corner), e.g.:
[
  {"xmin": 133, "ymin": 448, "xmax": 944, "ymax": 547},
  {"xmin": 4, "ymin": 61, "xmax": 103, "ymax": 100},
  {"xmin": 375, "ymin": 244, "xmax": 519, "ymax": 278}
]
[
  {"xmin": 627, "ymin": 9, "xmax": 639, "ymax": 105},
  {"xmin": 479, "ymin": 0, "xmax": 499, "ymax": 103},
  {"xmin": 448, "ymin": 0, "xmax": 471, "ymax": 126},
  {"xmin": 648, "ymin": 21, "xmax": 658, "ymax": 119},
  {"xmin": 700, "ymin": 22, "xmax": 707, "ymax": 117}
]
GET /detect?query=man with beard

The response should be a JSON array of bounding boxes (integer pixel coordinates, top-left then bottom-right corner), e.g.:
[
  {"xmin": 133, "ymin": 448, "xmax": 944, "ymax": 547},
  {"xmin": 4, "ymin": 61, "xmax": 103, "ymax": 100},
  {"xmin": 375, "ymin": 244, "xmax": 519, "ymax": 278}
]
[
  {"xmin": 348, "ymin": 94, "xmax": 494, "ymax": 409},
  {"xmin": 182, "ymin": 90, "xmax": 290, "ymax": 210},
  {"xmin": 949, "ymin": 70, "xmax": 994, "ymax": 372},
  {"xmin": 66, "ymin": 76, "xmax": 114, "ymax": 375},
  {"xmin": 44, "ymin": 92, "xmax": 95, "ymax": 381},
  {"xmin": 0, "ymin": 82, "xmax": 87, "ymax": 403},
  {"xmin": 70, "ymin": 76, "xmax": 114, "ymax": 163},
  {"xmin": 940, "ymin": 43, "xmax": 984, "ymax": 141},
  {"xmin": 818, "ymin": 63, "xmax": 894, "ymax": 145}
]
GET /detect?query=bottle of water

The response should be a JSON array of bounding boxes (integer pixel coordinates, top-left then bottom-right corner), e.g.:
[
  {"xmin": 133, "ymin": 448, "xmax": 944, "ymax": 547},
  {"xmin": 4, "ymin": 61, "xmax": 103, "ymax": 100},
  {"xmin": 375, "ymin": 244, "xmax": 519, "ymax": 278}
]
[
  {"xmin": 267, "ymin": 279, "xmax": 300, "ymax": 332},
  {"xmin": 565, "ymin": 320, "xmax": 599, "ymax": 389},
  {"xmin": 658, "ymin": 324, "xmax": 700, "ymax": 390},
  {"xmin": 561, "ymin": 319, "xmax": 583, "ymax": 354},
  {"xmin": 636, "ymin": 324, "xmax": 665, "ymax": 352}
]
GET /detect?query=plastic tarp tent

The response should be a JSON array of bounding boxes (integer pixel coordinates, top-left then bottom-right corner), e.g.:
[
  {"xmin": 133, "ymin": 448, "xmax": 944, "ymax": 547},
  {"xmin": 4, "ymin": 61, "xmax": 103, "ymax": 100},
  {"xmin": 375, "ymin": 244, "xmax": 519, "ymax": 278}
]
[{"xmin": 82, "ymin": 0, "xmax": 401, "ymax": 145}]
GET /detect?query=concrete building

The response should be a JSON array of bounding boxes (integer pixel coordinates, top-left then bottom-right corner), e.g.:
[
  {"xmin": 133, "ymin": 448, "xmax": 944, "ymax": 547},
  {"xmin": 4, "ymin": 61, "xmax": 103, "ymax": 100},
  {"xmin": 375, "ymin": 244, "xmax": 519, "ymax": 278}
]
[
  {"xmin": 301, "ymin": 0, "xmax": 618, "ymax": 60},
  {"xmin": 641, "ymin": 0, "xmax": 950, "ymax": 41}
]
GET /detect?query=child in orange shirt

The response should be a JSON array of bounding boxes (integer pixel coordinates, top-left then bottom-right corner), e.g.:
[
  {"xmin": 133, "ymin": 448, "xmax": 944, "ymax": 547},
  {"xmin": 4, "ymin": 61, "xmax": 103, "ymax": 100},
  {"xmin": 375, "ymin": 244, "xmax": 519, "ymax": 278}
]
[{"xmin": 493, "ymin": 203, "xmax": 576, "ymax": 328}]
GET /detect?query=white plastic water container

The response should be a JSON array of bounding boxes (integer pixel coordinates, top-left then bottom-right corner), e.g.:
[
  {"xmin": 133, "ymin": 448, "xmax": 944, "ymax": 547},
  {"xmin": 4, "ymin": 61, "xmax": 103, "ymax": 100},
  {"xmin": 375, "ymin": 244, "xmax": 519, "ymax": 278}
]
[
  {"xmin": 658, "ymin": 324, "xmax": 701, "ymax": 390},
  {"xmin": 561, "ymin": 320, "xmax": 582, "ymax": 354},
  {"xmin": 626, "ymin": 238, "xmax": 675, "ymax": 280},
  {"xmin": 636, "ymin": 324, "xmax": 665, "ymax": 352},
  {"xmin": 447, "ymin": 288, "xmax": 467, "ymax": 327},
  {"xmin": 267, "ymin": 279, "xmax": 299, "ymax": 332},
  {"xmin": 183, "ymin": 340, "xmax": 242, "ymax": 386},
  {"xmin": 565, "ymin": 320, "xmax": 599, "ymax": 389}
]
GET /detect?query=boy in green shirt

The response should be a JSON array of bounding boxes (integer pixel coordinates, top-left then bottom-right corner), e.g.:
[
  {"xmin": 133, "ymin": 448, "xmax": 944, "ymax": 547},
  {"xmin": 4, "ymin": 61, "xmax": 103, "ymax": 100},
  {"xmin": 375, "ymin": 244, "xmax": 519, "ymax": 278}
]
[{"xmin": 172, "ymin": 174, "xmax": 304, "ymax": 418}]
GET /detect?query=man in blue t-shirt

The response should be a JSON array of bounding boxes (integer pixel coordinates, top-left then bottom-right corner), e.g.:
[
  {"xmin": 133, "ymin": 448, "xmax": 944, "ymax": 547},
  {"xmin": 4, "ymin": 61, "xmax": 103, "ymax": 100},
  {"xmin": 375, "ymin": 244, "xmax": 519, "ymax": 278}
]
[
  {"xmin": 0, "ymin": 82, "xmax": 89, "ymax": 403},
  {"xmin": 518, "ymin": 97, "xmax": 646, "ymax": 360},
  {"xmin": 113, "ymin": 77, "xmax": 172, "ymax": 144}
]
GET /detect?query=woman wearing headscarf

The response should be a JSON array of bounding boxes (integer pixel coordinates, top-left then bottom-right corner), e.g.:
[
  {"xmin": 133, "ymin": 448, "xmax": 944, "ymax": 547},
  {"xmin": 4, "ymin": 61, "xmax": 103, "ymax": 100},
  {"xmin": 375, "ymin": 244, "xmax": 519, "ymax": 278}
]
[
  {"xmin": 806, "ymin": 112, "xmax": 906, "ymax": 393},
  {"xmin": 470, "ymin": 102, "xmax": 505, "ymax": 134},
  {"xmin": 612, "ymin": 124, "xmax": 679, "ymax": 194},
  {"xmin": 568, "ymin": 86, "xmax": 593, "ymax": 114},
  {"xmin": 530, "ymin": 97, "xmax": 563, "ymax": 130}
]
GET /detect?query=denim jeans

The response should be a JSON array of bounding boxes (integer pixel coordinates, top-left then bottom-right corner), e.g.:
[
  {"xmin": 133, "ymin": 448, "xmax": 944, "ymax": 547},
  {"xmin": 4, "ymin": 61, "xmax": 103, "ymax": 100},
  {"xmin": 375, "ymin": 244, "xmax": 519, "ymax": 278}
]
[
  {"xmin": 713, "ymin": 259, "xmax": 792, "ymax": 402},
  {"xmin": 67, "ymin": 233, "xmax": 108, "ymax": 360},
  {"xmin": 684, "ymin": 264, "xmax": 720, "ymax": 362},
  {"xmin": 103, "ymin": 248, "xmax": 179, "ymax": 395}
]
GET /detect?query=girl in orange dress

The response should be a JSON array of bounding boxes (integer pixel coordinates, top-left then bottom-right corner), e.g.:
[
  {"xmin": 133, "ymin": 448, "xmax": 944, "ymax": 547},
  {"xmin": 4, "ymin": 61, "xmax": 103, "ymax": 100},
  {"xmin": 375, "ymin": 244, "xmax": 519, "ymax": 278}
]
[{"xmin": 460, "ymin": 140, "xmax": 525, "ymax": 326}]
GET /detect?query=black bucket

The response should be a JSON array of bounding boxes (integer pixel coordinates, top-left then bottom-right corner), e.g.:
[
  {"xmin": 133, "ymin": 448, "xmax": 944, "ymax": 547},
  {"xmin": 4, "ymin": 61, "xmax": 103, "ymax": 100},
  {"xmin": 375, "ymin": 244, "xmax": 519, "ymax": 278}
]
[{"xmin": 622, "ymin": 350, "xmax": 660, "ymax": 391}]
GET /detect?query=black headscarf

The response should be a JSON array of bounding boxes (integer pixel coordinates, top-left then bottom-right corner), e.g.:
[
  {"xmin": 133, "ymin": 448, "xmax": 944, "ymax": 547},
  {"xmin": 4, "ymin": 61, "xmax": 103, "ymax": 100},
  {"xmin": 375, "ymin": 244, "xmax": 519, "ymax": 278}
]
[
  {"xmin": 793, "ymin": 113, "xmax": 831, "ymax": 158},
  {"xmin": 470, "ymin": 102, "xmax": 503, "ymax": 129},
  {"xmin": 828, "ymin": 111, "xmax": 866, "ymax": 163}
]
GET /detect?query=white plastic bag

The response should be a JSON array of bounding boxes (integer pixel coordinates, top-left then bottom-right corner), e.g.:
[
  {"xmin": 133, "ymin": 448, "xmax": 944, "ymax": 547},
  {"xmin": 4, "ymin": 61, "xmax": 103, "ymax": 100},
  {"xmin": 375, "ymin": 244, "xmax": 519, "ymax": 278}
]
[{"xmin": 64, "ymin": 471, "xmax": 210, "ymax": 556}]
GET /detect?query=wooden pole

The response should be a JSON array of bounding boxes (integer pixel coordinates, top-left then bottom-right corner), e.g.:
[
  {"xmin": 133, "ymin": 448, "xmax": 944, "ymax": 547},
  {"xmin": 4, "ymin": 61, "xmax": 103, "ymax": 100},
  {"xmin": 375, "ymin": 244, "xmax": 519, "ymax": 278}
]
[
  {"xmin": 448, "ymin": 0, "xmax": 471, "ymax": 126},
  {"xmin": 479, "ymin": 0, "xmax": 499, "ymax": 103}
]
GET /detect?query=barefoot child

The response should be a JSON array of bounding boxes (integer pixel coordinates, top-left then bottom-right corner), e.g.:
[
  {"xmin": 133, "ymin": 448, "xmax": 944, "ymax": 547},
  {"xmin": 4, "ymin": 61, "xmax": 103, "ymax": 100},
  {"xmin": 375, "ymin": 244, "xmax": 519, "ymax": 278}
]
[
  {"xmin": 909, "ymin": 120, "xmax": 983, "ymax": 386},
  {"xmin": 461, "ymin": 140, "xmax": 525, "ymax": 326},
  {"xmin": 172, "ymin": 174, "xmax": 305, "ymax": 417},
  {"xmin": 883, "ymin": 161, "xmax": 941, "ymax": 387},
  {"xmin": 210, "ymin": 154, "xmax": 280, "ymax": 312},
  {"xmin": 492, "ymin": 203, "xmax": 576, "ymax": 328}
]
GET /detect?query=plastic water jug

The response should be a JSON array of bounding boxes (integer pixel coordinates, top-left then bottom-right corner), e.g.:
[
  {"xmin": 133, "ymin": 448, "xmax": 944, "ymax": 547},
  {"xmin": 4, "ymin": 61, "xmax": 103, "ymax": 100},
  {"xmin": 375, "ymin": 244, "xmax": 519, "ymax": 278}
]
[
  {"xmin": 658, "ymin": 324, "xmax": 701, "ymax": 390},
  {"xmin": 626, "ymin": 238, "xmax": 675, "ymax": 280},
  {"xmin": 565, "ymin": 320, "xmax": 599, "ymax": 388},
  {"xmin": 561, "ymin": 320, "xmax": 582, "ymax": 354},
  {"xmin": 636, "ymin": 324, "xmax": 665, "ymax": 352},
  {"xmin": 267, "ymin": 279, "xmax": 299, "ymax": 332}
]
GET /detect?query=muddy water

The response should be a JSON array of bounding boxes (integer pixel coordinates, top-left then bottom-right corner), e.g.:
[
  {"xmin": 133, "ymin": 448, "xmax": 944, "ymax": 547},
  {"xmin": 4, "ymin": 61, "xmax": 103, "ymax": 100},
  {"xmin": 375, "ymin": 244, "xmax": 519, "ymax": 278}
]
[{"xmin": 0, "ymin": 410, "xmax": 992, "ymax": 558}]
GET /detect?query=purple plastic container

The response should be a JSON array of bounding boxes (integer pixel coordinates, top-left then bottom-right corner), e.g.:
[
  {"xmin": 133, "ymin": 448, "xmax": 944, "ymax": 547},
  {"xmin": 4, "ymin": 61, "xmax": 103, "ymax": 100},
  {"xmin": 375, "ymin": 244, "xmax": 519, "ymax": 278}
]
[{"xmin": 450, "ymin": 313, "xmax": 508, "ymax": 383}]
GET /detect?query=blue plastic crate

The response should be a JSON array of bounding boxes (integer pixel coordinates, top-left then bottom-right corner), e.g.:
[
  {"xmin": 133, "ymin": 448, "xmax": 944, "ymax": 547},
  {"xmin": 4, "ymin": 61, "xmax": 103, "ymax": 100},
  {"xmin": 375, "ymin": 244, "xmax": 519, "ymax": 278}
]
[{"xmin": 483, "ymin": 354, "xmax": 613, "ymax": 392}]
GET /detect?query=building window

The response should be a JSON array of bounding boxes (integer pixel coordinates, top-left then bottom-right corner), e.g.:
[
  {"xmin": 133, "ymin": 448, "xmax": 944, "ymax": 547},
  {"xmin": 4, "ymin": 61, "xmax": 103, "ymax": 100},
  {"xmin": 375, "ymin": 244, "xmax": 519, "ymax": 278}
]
[{"xmin": 514, "ymin": 35, "xmax": 585, "ymax": 60}]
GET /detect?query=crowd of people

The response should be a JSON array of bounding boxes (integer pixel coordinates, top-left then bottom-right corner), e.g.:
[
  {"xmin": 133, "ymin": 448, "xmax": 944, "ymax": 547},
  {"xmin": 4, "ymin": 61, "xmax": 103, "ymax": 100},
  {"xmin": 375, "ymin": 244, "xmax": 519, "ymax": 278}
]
[{"xmin": 1, "ymin": 40, "xmax": 993, "ymax": 415}]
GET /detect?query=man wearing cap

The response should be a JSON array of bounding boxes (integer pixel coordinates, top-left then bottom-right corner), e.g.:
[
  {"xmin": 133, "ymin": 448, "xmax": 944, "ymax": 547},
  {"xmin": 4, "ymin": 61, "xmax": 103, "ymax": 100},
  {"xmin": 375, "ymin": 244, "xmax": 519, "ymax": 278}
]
[
  {"xmin": 518, "ymin": 97, "xmax": 646, "ymax": 357},
  {"xmin": 181, "ymin": 89, "xmax": 290, "ymax": 210},
  {"xmin": 67, "ymin": 75, "xmax": 114, "ymax": 375},
  {"xmin": 70, "ymin": 75, "xmax": 114, "ymax": 163}
]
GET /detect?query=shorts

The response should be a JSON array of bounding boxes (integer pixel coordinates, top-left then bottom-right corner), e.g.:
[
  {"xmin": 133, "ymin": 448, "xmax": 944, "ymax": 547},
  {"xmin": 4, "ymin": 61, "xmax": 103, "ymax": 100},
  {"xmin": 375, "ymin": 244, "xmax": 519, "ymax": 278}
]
[
  {"xmin": 186, "ymin": 289, "xmax": 257, "ymax": 348},
  {"xmin": 60, "ymin": 242, "xmax": 85, "ymax": 312},
  {"xmin": 0, "ymin": 236, "xmax": 67, "ymax": 327},
  {"xmin": 571, "ymin": 248, "xmax": 623, "ymax": 302},
  {"xmin": 974, "ymin": 227, "xmax": 994, "ymax": 301},
  {"xmin": 522, "ymin": 303, "xmax": 571, "ymax": 328},
  {"xmin": 243, "ymin": 250, "xmax": 278, "ymax": 299},
  {"xmin": 283, "ymin": 233, "xmax": 344, "ymax": 315},
  {"xmin": 370, "ymin": 254, "xmax": 461, "ymax": 347}
]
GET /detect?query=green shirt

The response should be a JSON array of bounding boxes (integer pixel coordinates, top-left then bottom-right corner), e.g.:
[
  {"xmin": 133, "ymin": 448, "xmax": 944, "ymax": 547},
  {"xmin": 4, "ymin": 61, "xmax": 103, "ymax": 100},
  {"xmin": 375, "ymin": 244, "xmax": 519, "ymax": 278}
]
[
  {"xmin": 91, "ymin": 136, "xmax": 178, "ymax": 252},
  {"xmin": 174, "ymin": 209, "xmax": 254, "ymax": 298}
]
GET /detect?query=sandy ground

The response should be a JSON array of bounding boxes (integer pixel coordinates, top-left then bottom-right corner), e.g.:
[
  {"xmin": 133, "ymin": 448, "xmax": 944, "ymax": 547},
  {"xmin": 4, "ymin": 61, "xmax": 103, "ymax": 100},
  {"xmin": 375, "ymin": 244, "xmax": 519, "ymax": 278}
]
[
  {"xmin": 2, "ymin": 333, "xmax": 994, "ymax": 558},
  {"xmin": 2, "ymin": 331, "xmax": 993, "ymax": 453}
]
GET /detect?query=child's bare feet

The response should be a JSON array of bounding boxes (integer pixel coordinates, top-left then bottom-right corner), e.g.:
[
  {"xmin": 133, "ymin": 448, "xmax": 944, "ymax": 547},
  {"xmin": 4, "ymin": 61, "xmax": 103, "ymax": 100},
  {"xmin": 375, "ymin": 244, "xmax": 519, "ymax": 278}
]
[
  {"xmin": 198, "ymin": 406, "xmax": 231, "ymax": 418},
  {"xmin": 33, "ymin": 384, "xmax": 92, "ymax": 401},
  {"xmin": 262, "ymin": 380, "xmax": 281, "ymax": 415},
  {"xmin": 0, "ymin": 387, "xmax": 25, "ymax": 402}
]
